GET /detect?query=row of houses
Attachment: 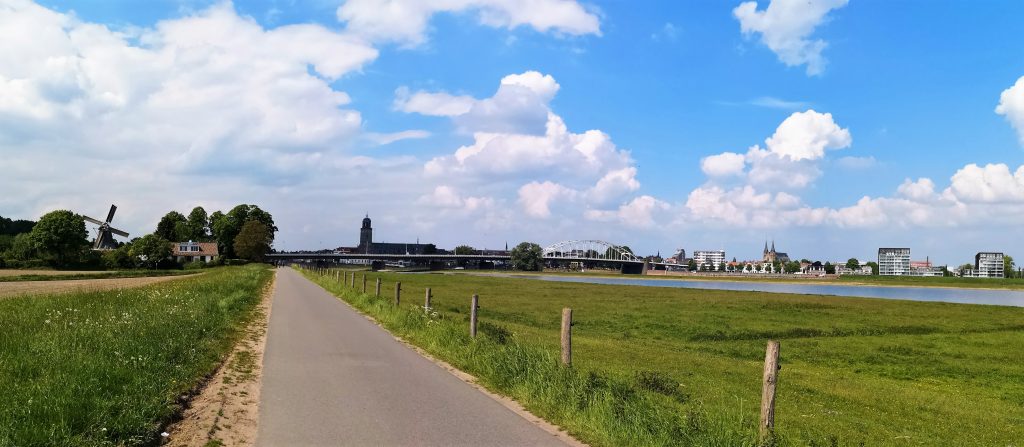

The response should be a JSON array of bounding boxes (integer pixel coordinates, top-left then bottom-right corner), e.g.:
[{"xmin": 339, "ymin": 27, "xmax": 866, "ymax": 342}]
[{"xmin": 877, "ymin": 248, "xmax": 1004, "ymax": 278}]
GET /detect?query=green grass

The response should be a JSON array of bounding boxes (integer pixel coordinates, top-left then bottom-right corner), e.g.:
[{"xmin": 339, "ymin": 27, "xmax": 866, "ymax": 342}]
[
  {"xmin": 0, "ymin": 270, "xmax": 196, "ymax": 283},
  {"xmin": 303, "ymin": 267, "xmax": 1024, "ymax": 446},
  {"xmin": 0, "ymin": 264, "xmax": 272, "ymax": 447}
]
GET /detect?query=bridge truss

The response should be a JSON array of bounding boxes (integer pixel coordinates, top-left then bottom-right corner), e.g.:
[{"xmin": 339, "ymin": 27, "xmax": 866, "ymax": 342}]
[{"xmin": 541, "ymin": 240, "xmax": 640, "ymax": 262}]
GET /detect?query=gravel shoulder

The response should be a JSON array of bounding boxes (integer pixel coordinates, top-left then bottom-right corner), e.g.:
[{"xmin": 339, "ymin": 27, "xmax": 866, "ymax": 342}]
[{"xmin": 166, "ymin": 270, "xmax": 276, "ymax": 446}]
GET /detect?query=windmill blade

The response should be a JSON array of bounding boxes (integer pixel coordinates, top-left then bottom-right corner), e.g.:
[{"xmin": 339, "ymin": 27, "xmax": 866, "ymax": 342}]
[
  {"xmin": 83, "ymin": 215, "xmax": 105, "ymax": 226},
  {"xmin": 105, "ymin": 204, "xmax": 117, "ymax": 223},
  {"xmin": 108, "ymin": 227, "xmax": 130, "ymax": 238}
]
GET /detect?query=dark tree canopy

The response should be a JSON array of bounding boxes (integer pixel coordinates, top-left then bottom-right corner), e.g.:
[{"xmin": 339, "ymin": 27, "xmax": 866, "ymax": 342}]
[
  {"xmin": 454, "ymin": 245, "xmax": 475, "ymax": 255},
  {"xmin": 213, "ymin": 204, "xmax": 277, "ymax": 258},
  {"xmin": 846, "ymin": 258, "xmax": 860, "ymax": 270},
  {"xmin": 234, "ymin": 220, "xmax": 271, "ymax": 262},
  {"xmin": 156, "ymin": 211, "xmax": 187, "ymax": 241},
  {"xmin": 30, "ymin": 210, "xmax": 88, "ymax": 266},
  {"xmin": 187, "ymin": 207, "xmax": 209, "ymax": 240},
  {"xmin": 0, "ymin": 216, "xmax": 36, "ymax": 235},
  {"xmin": 510, "ymin": 242, "xmax": 543, "ymax": 271}
]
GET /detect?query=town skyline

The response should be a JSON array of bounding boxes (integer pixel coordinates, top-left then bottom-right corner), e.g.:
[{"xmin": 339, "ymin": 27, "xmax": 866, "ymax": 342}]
[{"xmin": 3, "ymin": 1, "xmax": 1024, "ymax": 265}]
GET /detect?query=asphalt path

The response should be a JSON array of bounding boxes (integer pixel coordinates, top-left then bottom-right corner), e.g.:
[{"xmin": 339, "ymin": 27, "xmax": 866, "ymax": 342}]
[{"xmin": 257, "ymin": 268, "xmax": 569, "ymax": 446}]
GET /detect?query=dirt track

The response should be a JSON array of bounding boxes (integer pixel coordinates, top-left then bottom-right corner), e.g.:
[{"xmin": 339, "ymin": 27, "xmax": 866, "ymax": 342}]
[{"xmin": 0, "ymin": 274, "xmax": 197, "ymax": 298}]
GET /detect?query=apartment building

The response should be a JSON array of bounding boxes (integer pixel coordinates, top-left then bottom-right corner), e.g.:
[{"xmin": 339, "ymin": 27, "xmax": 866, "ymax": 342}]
[{"xmin": 878, "ymin": 248, "xmax": 911, "ymax": 276}]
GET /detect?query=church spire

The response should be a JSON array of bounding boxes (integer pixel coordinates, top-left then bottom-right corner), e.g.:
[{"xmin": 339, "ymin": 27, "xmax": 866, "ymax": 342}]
[{"xmin": 771, "ymin": 240, "xmax": 776, "ymax": 253}]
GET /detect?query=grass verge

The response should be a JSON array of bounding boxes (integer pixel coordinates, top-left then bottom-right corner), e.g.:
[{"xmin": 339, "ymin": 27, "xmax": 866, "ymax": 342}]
[{"xmin": 0, "ymin": 264, "xmax": 273, "ymax": 447}]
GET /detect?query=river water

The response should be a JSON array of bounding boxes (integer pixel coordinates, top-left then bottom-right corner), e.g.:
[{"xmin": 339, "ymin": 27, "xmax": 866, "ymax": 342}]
[{"xmin": 501, "ymin": 275, "xmax": 1024, "ymax": 307}]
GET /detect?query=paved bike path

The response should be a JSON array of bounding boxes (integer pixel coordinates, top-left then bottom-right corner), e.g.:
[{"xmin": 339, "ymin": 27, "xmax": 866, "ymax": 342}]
[{"xmin": 257, "ymin": 268, "xmax": 568, "ymax": 446}]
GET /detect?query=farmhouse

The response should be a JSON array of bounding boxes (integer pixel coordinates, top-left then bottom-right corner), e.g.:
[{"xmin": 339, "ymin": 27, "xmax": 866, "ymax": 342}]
[{"xmin": 171, "ymin": 241, "xmax": 219, "ymax": 263}]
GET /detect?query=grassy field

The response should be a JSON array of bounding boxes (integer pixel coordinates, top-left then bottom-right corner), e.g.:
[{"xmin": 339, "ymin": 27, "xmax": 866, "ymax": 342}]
[
  {"xmin": 304, "ymin": 267, "xmax": 1024, "ymax": 446},
  {"xmin": 0, "ymin": 269, "xmax": 195, "ymax": 283},
  {"xmin": 0, "ymin": 264, "xmax": 272, "ymax": 447}
]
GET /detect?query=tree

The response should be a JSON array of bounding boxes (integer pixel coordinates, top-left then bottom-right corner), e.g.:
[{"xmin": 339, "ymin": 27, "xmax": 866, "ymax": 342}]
[
  {"xmin": 865, "ymin": 261, "xmax": 879, "ymax": 275},
  {"xmin": 130, "ymin": 234, "xmax": 171, "ymax": 269},
  {"xmin": 687, "ymin": 259, "xmax": 697, "ymax": 271},
  {"xmin": 422, "ymin": 244, "xmax": 438, "ymax": 255},
  {"xmin": 1005, "ymin": 255, "xmax": 1015, "ymax": 278},
  {"xmin": 0, "ymin": 216, "xmax": 35, "ymax": 235},
  {"xmin": 234, "ymin": 220, "xmax": 271, "ymax": 262},
  {"xmin": 824, "ymin": 262, "xmax": 835, "ymax": 275},
  {"xmin": 785, "ymin": 261, "xmax": 801, "ymax": 273},
  {"xmin": 30, "ymin": 210, "xmax": 88, "ymax": 267},
  {"xmin": 102, "ymin": 244, "xmax": 136, "ymax": 269},
  {"xmin": 156, "ymin": 211, "xmax": 187, "ymax": 241},
  {"xmin": 846, "ymin": 258, "xmax": 860, "ymax": 269},
  {"xmin": 454, "ymin": 245, "xmax": 475, "ymax": 255},
  {"xmin": 209, "ymin": 211, "xmax": 225, "ymax": 238},
  {"xmin": 213, "ymin": 205, "xmax": 277, "ymax": 258},
  {"xmin": 187, "ymin": 207, "xmax": 209, "ymax": 240},
  {"xmin": 510, "ymin": 242, "xmax": 543, "ymax": 271},
  {"xmin": 7, "ymin": 233, "xmax": 37, "ymax": 261}
]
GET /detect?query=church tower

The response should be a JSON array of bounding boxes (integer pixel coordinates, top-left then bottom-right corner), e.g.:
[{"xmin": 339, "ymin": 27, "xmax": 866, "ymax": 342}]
[{"xmin": 359, "ymin": 215, "xmax": 373, "ymax": 253}]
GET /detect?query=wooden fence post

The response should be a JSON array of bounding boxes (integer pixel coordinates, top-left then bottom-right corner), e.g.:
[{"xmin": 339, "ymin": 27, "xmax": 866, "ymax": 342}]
[
  {"xmin": 760, "ymin": 340, "xmax": 781, "ymax": 442},
  {"xmin": 424, "ymin": 287, "xmax": 432, "ymax": 311},
  {"xmin": 561, "ymin": 308, "xmax": 572, "ymax": 366},
  {"xmin": 394, "ymin": 282, "xmax": 401, "ymax": 305},
  {"xmin": 470, "ymin": 294, "xmax": 479, "ymax": 338},
  {"xmin": 362, "ymin": 274, "xmax": 366, "ymax": 293},
  {"xmin": 375, "ymin": 278, "xmax": 381, "ymax": 297}
]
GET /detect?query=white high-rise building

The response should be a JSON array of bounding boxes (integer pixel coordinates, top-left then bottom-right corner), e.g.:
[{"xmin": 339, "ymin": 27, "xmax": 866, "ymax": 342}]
[
  {"xmin": 975, "ymin": 252, "xmax": 1004, "ymax": 278},
  {"xmin": 878, "ymin": 248, "xmax": 911, "ymax": 276},
  {"xmin": 693, "ymin": 250, "xmax": 726, "ymax": 269}
]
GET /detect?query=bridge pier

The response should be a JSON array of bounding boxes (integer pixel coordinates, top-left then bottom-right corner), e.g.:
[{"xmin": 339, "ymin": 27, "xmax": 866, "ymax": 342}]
[{"xmin": 621, "ymin": 263, "xmax": 644, "ymax": 275}]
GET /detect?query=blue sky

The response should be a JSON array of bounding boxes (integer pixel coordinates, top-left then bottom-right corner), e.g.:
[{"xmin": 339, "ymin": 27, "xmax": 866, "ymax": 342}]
[{"xmin": 5, "ymin": 0, "xmax": 1024, "ymax": 266}]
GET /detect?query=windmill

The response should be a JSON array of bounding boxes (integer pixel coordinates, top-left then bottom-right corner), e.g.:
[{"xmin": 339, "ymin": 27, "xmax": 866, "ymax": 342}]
[{"xmin": 83, "ymin": 204, "xmax": 129, "ymax": 250}]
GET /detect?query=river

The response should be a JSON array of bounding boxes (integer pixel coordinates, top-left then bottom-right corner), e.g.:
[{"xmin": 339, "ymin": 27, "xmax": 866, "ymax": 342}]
[{"xmin": 497, "ymin": 274, "xmax": 1024, "ymax": 307}]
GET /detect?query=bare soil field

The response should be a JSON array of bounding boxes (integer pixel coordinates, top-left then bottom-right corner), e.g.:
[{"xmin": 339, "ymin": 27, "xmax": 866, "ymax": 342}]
[
  {"xmin": 0, "ymin": 274, "xmax": 198, "ymax": 298},
  {"xmin": 0, "ymin": 269, "xmax": 109, "ymax": 277}
]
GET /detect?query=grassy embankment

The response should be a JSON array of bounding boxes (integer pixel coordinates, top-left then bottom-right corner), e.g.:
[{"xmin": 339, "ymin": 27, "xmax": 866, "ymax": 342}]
[
  {"xmin": 0, "ymin": 264, "xmax": 273, "ymax": 447},
  {"xmin": 0, "ymin": 270, "xmax": 195, "ymax": 283},
  {"xmin": 303, "ymin": 267, "xmax": 1024, "ymax": 446}
]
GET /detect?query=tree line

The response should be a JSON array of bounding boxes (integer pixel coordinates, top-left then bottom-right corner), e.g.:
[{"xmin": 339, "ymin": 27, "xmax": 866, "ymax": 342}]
[{"xmin": 0, "ymin": 204, "xmax": 276, "ymax": 270}]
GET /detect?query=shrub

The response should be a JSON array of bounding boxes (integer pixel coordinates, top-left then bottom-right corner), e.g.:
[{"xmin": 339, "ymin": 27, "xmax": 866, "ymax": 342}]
[{"xmin": 183, "ymin": 261, "xmax": 206, "ymax": 270}]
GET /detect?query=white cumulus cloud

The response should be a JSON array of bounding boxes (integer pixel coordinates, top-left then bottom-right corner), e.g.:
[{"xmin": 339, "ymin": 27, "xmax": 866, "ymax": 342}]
[
  {"xmin": 336, "ymin": 0, "xmax": 601, "ymax": 46},
  {"xmin": 996, "ymin": 76, "xmax": 1024, "ymax": 145},
  {"xmin": 733, "ymin": 0, "xmax": 848, "ymax": 75},
  {"xmin": 701, "ymin": 152, "xmax": 746, "ymax": 177}
]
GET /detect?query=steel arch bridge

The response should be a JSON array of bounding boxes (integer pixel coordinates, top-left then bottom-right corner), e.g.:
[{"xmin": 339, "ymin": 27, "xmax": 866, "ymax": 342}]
[{"xmin": 542, "ymin": 240, "xmax": 640, "ymax": 262}]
